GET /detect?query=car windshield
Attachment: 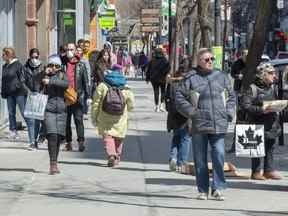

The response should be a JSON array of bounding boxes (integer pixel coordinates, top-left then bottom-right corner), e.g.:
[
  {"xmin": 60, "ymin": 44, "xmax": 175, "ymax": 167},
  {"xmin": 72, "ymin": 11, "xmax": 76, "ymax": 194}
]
[{"xmin": 278, "ymin": 53, "xmax": 288, "ymax": 59}]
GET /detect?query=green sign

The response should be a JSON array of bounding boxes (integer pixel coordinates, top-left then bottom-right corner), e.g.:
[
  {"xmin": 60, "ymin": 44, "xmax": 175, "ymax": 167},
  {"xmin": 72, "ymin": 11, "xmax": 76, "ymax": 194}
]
[
  {"xmin": 99, "ymin": 16, "xmax": 115, "ymax": 30},
  {"xmin": 212, "ymin": 46, "xmax": 223, "ymax": 70},
  {"xmin": 161, "ymin": 0, "xmax": 176, "ymax": 16},
  {"xmin": 63, "ymin": 14, "xmax": 73, "ymax": 26}
]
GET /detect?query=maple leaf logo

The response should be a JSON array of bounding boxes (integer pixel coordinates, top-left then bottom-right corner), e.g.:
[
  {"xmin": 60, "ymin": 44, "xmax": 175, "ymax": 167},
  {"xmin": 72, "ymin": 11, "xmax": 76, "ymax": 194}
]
[{"xmin": 238, "ymin": 126, "xmax": 263, "ymax": 149}]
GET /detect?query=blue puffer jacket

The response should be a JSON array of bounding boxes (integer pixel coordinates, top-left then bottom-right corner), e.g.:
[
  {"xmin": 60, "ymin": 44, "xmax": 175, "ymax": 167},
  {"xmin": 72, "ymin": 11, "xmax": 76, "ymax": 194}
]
[{"xmin": 175, "ymin": 68, "xmax": 236, "ymax": 134}]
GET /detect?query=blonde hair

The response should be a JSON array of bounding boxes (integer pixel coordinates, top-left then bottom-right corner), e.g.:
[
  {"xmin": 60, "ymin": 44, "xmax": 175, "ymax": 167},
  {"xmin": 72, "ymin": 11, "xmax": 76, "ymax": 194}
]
[
  {"xmin": 197, "ymin": 48, "xmax": 212, "ymax": 60},
  {"xmin": 2, "ymin": 47, "xmax": 16, "ymax": 59}
]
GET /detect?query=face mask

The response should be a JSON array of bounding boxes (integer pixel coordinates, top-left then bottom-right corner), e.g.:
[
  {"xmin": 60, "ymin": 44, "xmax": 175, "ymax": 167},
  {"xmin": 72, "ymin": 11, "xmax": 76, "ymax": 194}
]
[
  {"xmin": 31, "ymin": 58, "xmax": 41, "ymax": 66},
  {"xmin": 67, "ymin": 50, "xmax": 74, "ymax": 59}
]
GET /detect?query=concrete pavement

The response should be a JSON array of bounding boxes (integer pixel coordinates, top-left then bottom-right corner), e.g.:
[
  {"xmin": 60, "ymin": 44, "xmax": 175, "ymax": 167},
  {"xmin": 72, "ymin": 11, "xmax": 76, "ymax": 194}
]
[{"xmin": 0, "ymin": 80, "xmax": 287, "ymax": 216}]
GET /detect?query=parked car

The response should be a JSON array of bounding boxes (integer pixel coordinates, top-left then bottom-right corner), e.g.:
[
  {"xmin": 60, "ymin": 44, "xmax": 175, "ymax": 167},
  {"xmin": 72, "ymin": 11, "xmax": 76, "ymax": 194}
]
[{"xmin": 275, "ymin": 51, "xmax": 288, "ymax": 59}]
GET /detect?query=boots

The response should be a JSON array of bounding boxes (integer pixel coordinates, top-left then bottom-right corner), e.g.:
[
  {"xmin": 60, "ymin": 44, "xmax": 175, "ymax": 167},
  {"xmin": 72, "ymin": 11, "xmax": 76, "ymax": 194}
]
[
  {"xmin": 49, "ymin": 162, "xmax": 60, "ymax": 175},
  {"xmin": 251, "ymin": 171, "xmax": 266, "ymax": 180},
  {"xmin": 263, "ymin": 171, "xmax": 282, "ymax": 180},
  {"xmin": 65, "ymin": 142, "xmax": 73, "ymax": 151},
  {"xmin": 78, "ymin": 141, "xmax": 85, "ymax": 152}
]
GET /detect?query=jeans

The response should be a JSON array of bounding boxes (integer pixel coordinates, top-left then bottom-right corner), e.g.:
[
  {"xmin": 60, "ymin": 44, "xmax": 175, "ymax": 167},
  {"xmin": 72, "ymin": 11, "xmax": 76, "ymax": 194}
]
[
  {"xmin": 47, "ymin": 133, "xmax": 61, "ymax": 163},
  {"xmin": 66, "ymin": 102, "xmax": 85, "ymax": 143},
  {"xmin": 6, "ymin": 95, "xmax": 35, "ymax": 144},
  {"xmin": 192, "ymin": 133, "xmax": 226, "ymax": 193},
  {"xmin": 169, "ymin": 127, "xmax": 191, "ymax": 166},
  {"xmin": 251, "ymin": 139, "xmax": 275, "ymax": 172},
  {"xmin": 151, "ymin": 82, "xmax": 166, "ymax": 106}
]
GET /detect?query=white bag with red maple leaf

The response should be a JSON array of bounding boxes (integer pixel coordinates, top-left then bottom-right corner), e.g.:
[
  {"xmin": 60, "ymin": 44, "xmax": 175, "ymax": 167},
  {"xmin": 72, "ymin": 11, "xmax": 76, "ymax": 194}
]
[{"xmin": 235, "ymin": 124, "xmax": 265, "ymax": 158}]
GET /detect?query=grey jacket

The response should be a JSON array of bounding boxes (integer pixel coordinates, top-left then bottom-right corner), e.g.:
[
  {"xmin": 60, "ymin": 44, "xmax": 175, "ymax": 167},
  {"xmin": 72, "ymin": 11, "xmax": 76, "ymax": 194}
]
[{"xmin": 175, "ymin": 68, "xmax": 236, "ymax": 134}]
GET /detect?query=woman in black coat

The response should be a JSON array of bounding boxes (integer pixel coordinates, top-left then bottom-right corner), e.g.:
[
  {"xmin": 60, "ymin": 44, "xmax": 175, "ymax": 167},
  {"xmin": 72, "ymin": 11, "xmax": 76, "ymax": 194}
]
[
  {"xmin": 42, "ymin": 55, "xmax": 68, "ymax": 175},
  {"xmin": 241, "ymin": 63, "xmax": 282, "ymax": 180}
]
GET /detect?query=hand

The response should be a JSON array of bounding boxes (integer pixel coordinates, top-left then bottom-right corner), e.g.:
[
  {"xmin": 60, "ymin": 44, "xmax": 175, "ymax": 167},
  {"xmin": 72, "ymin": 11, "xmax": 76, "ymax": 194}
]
[
  {"xmin": 45, "ymin": 67, "xmax": 52, "ymax": 74},
  {"xmin": 87, "ymin": 99, "xmax": 93, "ymax": 106},
  {"xmin": 263, "ymin": 106, "xmax": 274, "ymax": 114},
  {"xmin": 42, "ymin": 78, "xmax": 50, "ymax": 85},
  {"xmin": 238, "ymin": 74, "xmax": 243, "ymax": 80}
]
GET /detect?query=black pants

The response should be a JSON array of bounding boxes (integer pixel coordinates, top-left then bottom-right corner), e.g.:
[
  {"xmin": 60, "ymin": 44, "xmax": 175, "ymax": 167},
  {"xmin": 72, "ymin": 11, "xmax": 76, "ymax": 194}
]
[
  {"xmin": 151, "ymin": 82, "xmax": 166, "ymax": 106},
  {"xmin": 47, "ymin": 134, "xmax": 61, "ymax": 163},
  {"xmin": 251, "ymin": 139, "xmax": 275, "ymax": 172},
  {"xmin": 66, "ymin": 102, "xmax": 85, "ymax": 143}
]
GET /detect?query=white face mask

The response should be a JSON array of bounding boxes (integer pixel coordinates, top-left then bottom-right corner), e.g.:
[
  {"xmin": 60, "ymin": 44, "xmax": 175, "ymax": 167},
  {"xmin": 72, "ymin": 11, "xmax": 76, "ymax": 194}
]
[
  {"xmin": 66, "ymin": 50, "xmax": 74, "ymax": 59},
  {"xmin": 31, "ymin": 58, "xmax": 41, "ymax": 66}
]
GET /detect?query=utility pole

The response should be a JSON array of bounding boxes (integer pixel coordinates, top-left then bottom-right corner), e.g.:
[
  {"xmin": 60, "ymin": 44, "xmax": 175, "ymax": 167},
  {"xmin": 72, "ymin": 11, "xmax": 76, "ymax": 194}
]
[
  {"xmin": 168, "ymin": 0, "xmax": 172, "ymax": 62},
  {"xmin": 214, "ymin": 0, "xmax": 222, "ymax": 45}
]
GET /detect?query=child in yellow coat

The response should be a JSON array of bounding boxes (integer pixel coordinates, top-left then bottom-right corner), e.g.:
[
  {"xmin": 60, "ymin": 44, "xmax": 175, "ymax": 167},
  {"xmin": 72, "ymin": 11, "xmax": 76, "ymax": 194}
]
[{"xmin": 91, "ymin": 65, "xmax": 134, "ymax": 167}]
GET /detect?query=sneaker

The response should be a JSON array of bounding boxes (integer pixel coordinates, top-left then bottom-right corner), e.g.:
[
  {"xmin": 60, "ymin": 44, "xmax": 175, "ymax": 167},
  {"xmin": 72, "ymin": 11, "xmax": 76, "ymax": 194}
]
[
  {"xmin": 211, "ymin": 189, "xmax": 225, "ymax": 201},
  {"xmin": 107, "ymin": 155, "xmax": 116, "ymax": 167},
  {"xmin": 154, "ymin": 105, "xmax": 160, "ymax": 112},
  {"xmin": 197, "ymin": 192, "xmax": 208, "ymax": 200},
  {"xmin": 169, "ymin": 159, "xmax": 177, "ymax": 171},
  {"xmin": 64, "ymin": 142, "xmax": 73, "ymax": 151},
  {"xmin": 27, "ymin": 143, "xmax": 37, "ymax": 151},
  {"xmin": 160, "ymin": 103, "xmax": 165, "ymax": 112},
  {"xmin": 7, "ymin": 130, "xmax": 20, "ymax": 140}
]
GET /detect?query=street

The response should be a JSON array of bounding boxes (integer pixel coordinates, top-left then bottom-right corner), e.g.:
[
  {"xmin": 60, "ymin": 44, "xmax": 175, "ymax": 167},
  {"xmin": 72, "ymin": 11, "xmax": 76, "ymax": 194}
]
[{"xmin": 0, "ymin": 80, "xmax": 287, "ymax": 216}]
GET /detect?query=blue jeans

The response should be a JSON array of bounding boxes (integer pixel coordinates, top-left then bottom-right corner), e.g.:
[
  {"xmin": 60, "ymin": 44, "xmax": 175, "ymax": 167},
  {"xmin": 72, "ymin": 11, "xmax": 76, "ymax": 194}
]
[
  {"xmin": 6, "ymin": 95, "xmax": 35, "ymax": 144},
  {"xmin": 169, "ymin": 128, "xmax": 191, "ymax": 166},
  {"xmin": 192, "ymin": 133, "xmax": 226, "ymax": 193}
]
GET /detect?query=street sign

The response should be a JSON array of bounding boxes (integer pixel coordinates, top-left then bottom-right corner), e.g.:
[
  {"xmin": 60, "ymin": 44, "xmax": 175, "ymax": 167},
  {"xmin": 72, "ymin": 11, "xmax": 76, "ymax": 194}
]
[
  {"xmin": 212, "ymin": 46, "xmax": 223, "ymax": 70},
  {"xmin": 141, "ymin": 17, "xmax": 160, "ymax": 24},
  {"xmin": 141, "ymin": 9, "xmax": 160, "ymax": 15},
  {"xmin": 141, "ymin": 25, "xmax": 160, "ymax": 32}
]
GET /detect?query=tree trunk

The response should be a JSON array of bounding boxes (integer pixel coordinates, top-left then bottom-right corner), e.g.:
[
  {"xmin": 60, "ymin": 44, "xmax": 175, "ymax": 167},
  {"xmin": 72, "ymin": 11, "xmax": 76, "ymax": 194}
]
[
  {"xmin": 214, "ymin": 0, "xmax": 222, "ymax": 46},
  {"xmin": 198, "ymin": 0, "xmax": 212, "ymax": 48},
  {"xmin": 241, "ymin": 0, "xmax": 273, "ymax": 90},
  {"xmin": 222, "ymin": 0, "xmax": 228, "ymax": 71}
]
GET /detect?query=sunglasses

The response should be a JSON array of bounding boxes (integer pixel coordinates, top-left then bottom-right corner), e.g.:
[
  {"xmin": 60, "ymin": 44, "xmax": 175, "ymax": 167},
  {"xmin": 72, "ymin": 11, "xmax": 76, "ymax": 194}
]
[
  {"xmin": 203, "ymin": 57, "xmax": 215, "ymax": 63},
  {"xmin": 48, "ymin": 63, "xmax": 61, "ymax": 69}
]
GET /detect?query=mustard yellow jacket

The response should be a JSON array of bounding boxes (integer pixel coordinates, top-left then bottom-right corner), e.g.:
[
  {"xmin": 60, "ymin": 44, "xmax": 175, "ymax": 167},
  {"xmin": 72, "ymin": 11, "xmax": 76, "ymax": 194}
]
[{"xmin": 91, "ymin": 83, "xmax": 134, "ymax": 138}]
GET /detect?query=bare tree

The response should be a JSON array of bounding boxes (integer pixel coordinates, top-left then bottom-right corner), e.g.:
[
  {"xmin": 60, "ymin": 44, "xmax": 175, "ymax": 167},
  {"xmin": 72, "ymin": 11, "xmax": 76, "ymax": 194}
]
[
  {"xmin": 197, "ymin": 0, "xmax": 212, "ymax": 48},
  {"xmin": 241, "ymin": 0, "xmax": 273, "ymax": 90}
]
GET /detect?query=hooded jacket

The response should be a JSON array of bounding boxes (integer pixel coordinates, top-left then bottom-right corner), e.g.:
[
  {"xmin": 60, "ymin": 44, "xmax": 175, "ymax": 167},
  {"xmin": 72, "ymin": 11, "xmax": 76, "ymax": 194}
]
[
  {"xmin": 146, "ymin": 53, "xmax": 170, "ymax": 84},
  {"xmin": 91, "ymin": 71, "xmax": 134, "ymax": 138},
  {"xmin": 24, "ymin": 59, "xmax": 44, "ymax": 92}
]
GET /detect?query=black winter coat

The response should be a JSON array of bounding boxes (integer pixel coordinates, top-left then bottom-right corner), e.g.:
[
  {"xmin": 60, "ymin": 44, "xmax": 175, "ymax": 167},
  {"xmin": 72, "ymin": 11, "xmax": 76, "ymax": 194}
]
[
  {"xmin": 24, "ymin": 60, "xmax": 44, "ymax": 92},
  {"xmin": 146, "ymin": 57, "xmax": 170, "ymax": 84},
  {"xmin": 240, "ymin": 78, "xmax": 281, "ymax": 140},
  {"xmin": 165, "ymin": 79, "xmax": 188, "ymax": 132},
  {"xmin": 1, "ymin": 60, "xmax": 28, "ymax": 98},
  {"xmin": 44, "ymin": 71, "xmax": 69, "ymax": 136},
  {"xmin": 231, "ymin": 58, "xmax": 246, "ymax": 92}
]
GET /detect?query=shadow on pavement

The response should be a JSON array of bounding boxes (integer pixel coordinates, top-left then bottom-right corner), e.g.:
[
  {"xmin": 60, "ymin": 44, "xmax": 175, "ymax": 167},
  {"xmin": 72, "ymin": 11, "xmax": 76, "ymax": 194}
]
[
  {"xmin": 0, "ymin": 168, "xmax": 42, "ymax": 173},
  {"xmin": 145, "ymin": 178, "xmax": 288, "ymax": 192}
]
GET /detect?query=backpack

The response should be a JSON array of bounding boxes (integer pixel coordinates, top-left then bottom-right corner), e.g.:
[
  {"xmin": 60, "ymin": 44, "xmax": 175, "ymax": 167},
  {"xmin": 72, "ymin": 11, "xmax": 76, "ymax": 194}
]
[{"xmin": 102, "ymin": 83, "xmax": 126, "ymax": 115}]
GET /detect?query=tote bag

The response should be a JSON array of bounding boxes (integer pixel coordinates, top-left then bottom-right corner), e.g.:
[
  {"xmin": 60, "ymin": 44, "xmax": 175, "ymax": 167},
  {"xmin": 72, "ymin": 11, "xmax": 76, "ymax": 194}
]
[
  {"xmin": 235, "ymin": 124, "xmax": 265, "ymax": 158},
  {"xmin": 24, "ymin": 92, "xmax": 48, "ymax": 120}
]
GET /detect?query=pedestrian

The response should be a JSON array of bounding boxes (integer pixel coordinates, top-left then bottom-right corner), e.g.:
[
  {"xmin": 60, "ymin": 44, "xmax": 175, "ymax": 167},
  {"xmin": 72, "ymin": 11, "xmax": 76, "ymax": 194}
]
[
  {"xmin": 92, "ymin": 49, "xmax": 111, "ymax": 85},
  {"xmin": 24, "ymin": 48, "xmax": 45, "ymax": 149},
  {"xmin": 83, "ymin": 40, "xmax": 91, "ymax": 60},
  {"xmin": 91, "ymin": 64, "xmax": 134, "ymax": 167},
  {"xmin": 76, "ymin": 46, "xmax": 92, "ymax": 119},
  {"xmin": 42, "ymin": 55, "xmax": 69, "ymax": 174},
  {"xmin": 240, "ymin": 63, "xmax": 282, "ymax": 180},
  {"xmin": 64, "ymin": 43, "xmax": 91, "ymax": 152},
  {"xmin": 104, "ymin": 41, "xmax": 117, "ymax": 65},
  {"xmin": 1, "ymin": 47, "xmax": 35, "ymax": 148},
  {"xmin": 146, "ymin": 48, "xmax": 170, "ymax": 112},
  {"xmin": 175, "ymin": 48, "xmax": 236, "ymax": 201},
  {"xmin": 139, "ymin": 51, "xmax": 148, "ymax": 80},
  {"xmin": 166, "ymin": 57, "xmax": 192, "ymax": 172}
]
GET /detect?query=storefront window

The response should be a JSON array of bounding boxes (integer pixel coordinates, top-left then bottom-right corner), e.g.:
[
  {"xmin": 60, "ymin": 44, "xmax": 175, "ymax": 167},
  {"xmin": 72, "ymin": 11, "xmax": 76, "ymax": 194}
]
[{"xmin": 57, "ymin": 0, "xmax": 76, "ymax": 46}]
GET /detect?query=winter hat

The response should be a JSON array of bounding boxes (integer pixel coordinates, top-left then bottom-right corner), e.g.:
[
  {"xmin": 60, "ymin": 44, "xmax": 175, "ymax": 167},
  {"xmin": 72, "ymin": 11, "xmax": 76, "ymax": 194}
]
[
  {"xmin": 104, "ymin": 41, "xmax": 112, "ymax": 50},
  {"xmin": 112, "ymin": 64, "xmax": 123, "ymax": 71},
  {"xmin": 48, "ymin": 54, "xmax": 62, "ymax": 66},
  {"xmin": 256, "ymin": 63, "xmax": 275, "ymax": 75}
]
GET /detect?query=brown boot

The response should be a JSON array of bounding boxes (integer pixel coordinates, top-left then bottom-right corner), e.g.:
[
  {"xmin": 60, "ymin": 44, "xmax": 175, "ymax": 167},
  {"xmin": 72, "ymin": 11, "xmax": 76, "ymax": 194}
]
[
  {"xmin": 65, "ymin": 142, "xmax": 73, "ymax": 151},
  {"xmin": 49, "ymin": 162, "xmax": 59, "ymax": 175},
  {"xmin": 263, "ymin": 171, "xmax": 282, "ymax": 180},
  {"xmin": 251, "ymin": 171, "xmax": 266, "ymax": 180}
]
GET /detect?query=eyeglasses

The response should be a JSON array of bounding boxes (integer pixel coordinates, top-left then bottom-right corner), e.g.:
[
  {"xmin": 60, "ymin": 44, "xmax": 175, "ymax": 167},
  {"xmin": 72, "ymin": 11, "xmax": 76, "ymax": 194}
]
[
  {"xmin": 48, "ymin": 64, "xmax": 61, "ymax": 69},
  {"xmin": 31, "ymin": 56, "xmax": 39, "ymax": 59},
  {"xmin": 203, "ymin": 57, "xmax": 215, "ymax": 63}
]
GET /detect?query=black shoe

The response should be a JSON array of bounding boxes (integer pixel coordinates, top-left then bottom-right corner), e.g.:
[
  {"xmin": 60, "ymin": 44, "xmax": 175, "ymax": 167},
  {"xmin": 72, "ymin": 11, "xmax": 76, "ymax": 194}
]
[{"xmin": 78, "ymin": 142, "xmax": 85, "ymax": 152}]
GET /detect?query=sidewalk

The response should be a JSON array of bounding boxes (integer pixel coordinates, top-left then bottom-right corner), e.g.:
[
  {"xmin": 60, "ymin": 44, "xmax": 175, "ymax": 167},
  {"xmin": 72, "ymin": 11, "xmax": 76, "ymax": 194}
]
[{"xmin": 0, "ymin": 80, "xmax": 287, "ymax": 216}]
